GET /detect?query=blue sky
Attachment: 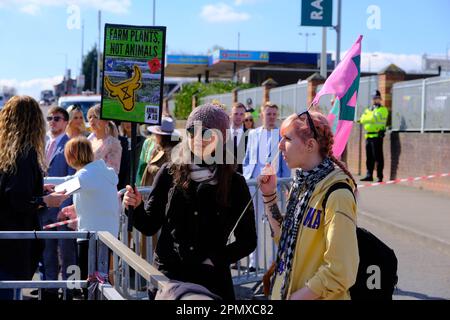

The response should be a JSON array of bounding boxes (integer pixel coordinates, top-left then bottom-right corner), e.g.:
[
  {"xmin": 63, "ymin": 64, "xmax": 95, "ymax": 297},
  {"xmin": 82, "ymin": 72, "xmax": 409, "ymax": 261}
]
[{"xmin": 0, "ymin": 0, "xmax": 449, "ymax": 98}]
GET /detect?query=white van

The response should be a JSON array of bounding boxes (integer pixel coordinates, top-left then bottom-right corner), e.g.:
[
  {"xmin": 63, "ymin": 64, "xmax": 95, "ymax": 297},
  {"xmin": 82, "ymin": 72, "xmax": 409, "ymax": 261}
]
[{"xmin": 58, "ymin": 94, "xmax": 101, "ymax": 121}]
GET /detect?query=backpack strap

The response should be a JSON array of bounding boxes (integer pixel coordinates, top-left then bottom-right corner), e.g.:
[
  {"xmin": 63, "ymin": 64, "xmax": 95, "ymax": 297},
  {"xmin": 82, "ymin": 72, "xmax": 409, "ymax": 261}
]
[{"xmin": 322, "ymin": 182, "xmax": 356, "ymax": 214}]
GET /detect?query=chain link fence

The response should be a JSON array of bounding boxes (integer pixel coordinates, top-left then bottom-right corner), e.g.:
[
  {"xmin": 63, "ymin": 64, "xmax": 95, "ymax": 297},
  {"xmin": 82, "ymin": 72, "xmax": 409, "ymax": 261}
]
[
  {"xmin": 392, "ymin": 77, "xmax": 450, "ymax": 132},
  {"xmin": 237, "ymin": 87, "xmax": 264, "ymax": 111},
  {"xmin": 200, "ymin": 93, "xmax": 233, "ymax": 112},
  {"xmin": 270, "ymin": 83, "xmax": 308, "ymax": 119}
]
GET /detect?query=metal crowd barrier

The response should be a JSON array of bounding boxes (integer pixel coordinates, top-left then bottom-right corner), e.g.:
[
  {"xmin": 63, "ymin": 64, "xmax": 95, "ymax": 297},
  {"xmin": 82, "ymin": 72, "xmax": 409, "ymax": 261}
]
[
  {"xmin": 0, "ymin": 231, "xmax": 171, "ymax": 300},
  {"xmin": 117, "ymin": 177, "xmax": 293, "ymax": 289}
]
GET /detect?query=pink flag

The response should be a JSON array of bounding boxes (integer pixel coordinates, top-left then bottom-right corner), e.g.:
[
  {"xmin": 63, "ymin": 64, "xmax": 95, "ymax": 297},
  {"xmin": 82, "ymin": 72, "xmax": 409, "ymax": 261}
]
[{"xmin": 313, "ymin": 35, "xmax": 363, "ymax": 158}]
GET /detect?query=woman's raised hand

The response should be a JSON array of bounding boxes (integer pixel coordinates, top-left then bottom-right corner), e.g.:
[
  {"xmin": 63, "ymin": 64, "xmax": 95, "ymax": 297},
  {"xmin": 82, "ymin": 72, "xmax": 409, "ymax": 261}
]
[
  {"xmin": 123, "ymin": 185, "xmax": 143, "ymax": 209},
  {"xmin": 258, "ymin": 163, "xmax": 277, "ymax": 196}
]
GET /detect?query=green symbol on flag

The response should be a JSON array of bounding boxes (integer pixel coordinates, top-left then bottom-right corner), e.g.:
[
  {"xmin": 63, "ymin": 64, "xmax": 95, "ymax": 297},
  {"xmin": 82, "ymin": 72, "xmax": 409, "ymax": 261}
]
[{"xmin": 339, "ymin": 55, "xmax": 360, "ymax": 121}]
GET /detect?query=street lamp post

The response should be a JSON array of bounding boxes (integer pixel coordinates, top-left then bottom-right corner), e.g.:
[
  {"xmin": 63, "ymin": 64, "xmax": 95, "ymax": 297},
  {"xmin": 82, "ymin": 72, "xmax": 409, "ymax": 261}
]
[
  {"xmin": 368, "ymin": 53, "xmax": 378, "ymax": 106},
  {"xmin": 153, "ymin": 0, "xmax": 156, "ymax": 26},
  {"xmin": 446, "ymin": 43, "xmax": 450, "ymax": 76},
  {"xmin": 299, "ymin": 32, "xmax": 316, "ymax": 53},
  {"xmin": 368, "ymin": 53, "xmax": 378, "ymax": 73}
]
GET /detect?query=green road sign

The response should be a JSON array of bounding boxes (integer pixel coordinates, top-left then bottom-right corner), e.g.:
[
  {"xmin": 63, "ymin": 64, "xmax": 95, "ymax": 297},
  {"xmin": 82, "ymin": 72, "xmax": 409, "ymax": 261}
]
[
  {"xmin": 301, "ymin": 0, "xmax": 333, "ymax": 27},
  {"xmin": 101, "ymin": 24, "xmax": 166, "ymax": 125}
]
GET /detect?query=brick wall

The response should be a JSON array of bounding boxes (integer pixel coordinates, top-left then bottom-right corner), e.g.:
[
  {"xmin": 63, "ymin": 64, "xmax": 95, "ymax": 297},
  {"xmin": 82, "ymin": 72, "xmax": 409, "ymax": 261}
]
[{"xmin": 346, "ymin": 126, "xmax": 450, "ymax": 195}]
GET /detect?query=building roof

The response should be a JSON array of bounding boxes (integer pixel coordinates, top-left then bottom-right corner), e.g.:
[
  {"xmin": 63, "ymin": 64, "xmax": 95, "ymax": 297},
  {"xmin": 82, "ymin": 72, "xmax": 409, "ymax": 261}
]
[{"xmin": 164, "ymin": 50, "xmax": 334, "ymax": 79}]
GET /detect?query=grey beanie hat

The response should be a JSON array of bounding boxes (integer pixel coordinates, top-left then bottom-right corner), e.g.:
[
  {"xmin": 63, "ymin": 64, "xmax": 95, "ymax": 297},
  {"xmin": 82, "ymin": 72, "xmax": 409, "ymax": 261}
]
[{"xmin": 186, "ymin": 104, "xmax": 230, "ymax": 140}]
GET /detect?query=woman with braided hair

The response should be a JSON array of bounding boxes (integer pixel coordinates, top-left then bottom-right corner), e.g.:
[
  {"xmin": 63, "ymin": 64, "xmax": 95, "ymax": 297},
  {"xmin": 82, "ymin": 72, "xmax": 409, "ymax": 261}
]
[{"xmin": 259, "ymin": 110, "xmax": 359, "ymax": 300}]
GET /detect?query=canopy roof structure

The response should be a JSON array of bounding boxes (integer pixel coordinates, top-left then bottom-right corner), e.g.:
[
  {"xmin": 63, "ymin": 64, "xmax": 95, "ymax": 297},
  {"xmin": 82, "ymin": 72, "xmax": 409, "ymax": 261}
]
[{"xmin": 164, "ymin": 50, "xmax": 334, "ymax": 79}]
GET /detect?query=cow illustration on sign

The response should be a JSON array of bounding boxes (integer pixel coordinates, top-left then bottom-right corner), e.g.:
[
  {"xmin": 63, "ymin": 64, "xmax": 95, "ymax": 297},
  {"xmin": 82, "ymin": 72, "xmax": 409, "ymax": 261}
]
[{"xmin": 104, "ymin": 65, "xmax": 142, "ymax": 112}]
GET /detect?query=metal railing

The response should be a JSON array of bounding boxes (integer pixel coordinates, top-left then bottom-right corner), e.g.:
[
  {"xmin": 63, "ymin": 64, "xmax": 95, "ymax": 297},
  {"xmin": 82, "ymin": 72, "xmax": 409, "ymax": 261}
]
[
  {"xmin": 0, "ymin": 231, "xmax": 90, "ymax": 300},
  {"xmin": 117, "ymin": 177, "xmax": 293, "ymax": 287},
  {"xmin": 0, "ymin": 177, "xmax": 293, "ymax": 300},
  {"xmin": 231, "ymin": 177, "xmax": 291, "ymax": 285},
  {"xmin": 392, "ymin": 77, "xmax": 450, "ymax": 132},
  {"xmin": 0, "ymin": 231, "xmax": 171, "ymax": 300}
]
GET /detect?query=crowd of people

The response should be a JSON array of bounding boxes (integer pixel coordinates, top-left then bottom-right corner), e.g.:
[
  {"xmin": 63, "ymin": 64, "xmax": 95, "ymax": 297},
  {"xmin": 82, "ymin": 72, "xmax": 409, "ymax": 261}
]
[{"xmin": 0, "ymin": 94, "xmax": 362, "ymax": 301}]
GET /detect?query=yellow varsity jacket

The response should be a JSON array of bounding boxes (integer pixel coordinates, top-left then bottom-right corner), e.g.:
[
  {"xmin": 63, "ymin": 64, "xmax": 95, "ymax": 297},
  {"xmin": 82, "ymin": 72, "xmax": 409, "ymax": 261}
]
[{"xmin": 271, "ymin": 168, "xmax": 359, "ymax": 300}]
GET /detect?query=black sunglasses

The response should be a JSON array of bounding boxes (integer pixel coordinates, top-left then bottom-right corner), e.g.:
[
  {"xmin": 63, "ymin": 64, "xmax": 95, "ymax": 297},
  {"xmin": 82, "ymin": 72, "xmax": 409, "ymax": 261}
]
[
  {"xmin": 297, "ymin": 108, "xmax": 319, "ymax": 140},
  {"xmin": 46, "ymin": 116, "xmax": 63, "ymax": 122},
  {"xmin": 244, "ymin": 118, "xmax": 254, "ymax": 122},
  {"xmin": 186, "ymin": 126, "xmax": 212, "ymax": 139}
]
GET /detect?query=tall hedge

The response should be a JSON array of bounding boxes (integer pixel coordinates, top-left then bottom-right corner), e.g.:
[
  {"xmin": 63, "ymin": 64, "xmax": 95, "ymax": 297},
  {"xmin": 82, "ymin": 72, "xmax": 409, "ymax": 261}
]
[{"xmin": 174, "ymin": 81, "xmax": 254, "ymax": 119}]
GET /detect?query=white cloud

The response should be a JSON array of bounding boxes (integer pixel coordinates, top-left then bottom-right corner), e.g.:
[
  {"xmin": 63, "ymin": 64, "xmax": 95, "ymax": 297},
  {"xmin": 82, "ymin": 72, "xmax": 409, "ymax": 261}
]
[
  {"xmin": 234, "ymin": 0, "xmax": 260, "ymax": 5},
  {"xmin": 334, "ymin": 51, "xmax": 423, "ymax": 73},
  {"xmin": 20, "ymin": 4, "xmax": 40, "ymax": 15},
  {"xmin": 0, "ymin": 76, "xmax": 63, "ymax": 100},
  {"xmin": 361, "ymin": 52, "xmax": 422, "ymax": 73},
  {"xmin": 0, "ymin": 0, "xmax": 131, "ymax": 15},
  {"xmin": 201, "ymin": 3, "xmax": 250, "ymax": 23}
]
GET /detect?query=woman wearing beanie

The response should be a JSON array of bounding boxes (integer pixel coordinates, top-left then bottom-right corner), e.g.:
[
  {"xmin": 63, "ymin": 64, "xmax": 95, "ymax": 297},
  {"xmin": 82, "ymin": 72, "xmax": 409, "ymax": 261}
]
[
  {"xmin": 123, "ymin": 104, "xmax": 257, "ymax": 300},
  {"xmin": 260, "ymin": 110, "xmax": 359, "ymax": 300}
]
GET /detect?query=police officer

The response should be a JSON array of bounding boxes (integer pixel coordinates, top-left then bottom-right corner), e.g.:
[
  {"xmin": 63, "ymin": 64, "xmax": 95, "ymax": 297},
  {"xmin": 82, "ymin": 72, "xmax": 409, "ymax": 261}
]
[{"xmin": 359, "ymin": 90, "xmax": 389, "ymax": 182}]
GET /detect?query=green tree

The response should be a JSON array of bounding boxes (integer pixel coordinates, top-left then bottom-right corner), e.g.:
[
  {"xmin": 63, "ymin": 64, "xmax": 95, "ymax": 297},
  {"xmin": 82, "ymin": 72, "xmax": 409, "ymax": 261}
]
[
  {"xmin": 174, "ymin": 81, "xmax": 254, "ymax": 119},
  {"xmin": 82, "ymin": 46, "xmax": 102, "ymax": 92}
]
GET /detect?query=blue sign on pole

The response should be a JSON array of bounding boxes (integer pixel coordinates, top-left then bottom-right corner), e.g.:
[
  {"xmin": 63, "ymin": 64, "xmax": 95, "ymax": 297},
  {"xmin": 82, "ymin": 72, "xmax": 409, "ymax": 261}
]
[
  {"xmin": 167, "ymin": 55, "xmax": 208, "ymax": 65},
  {"xmin": 211, "ymin": 50, "xmax": 269, "ymax": 64},
  {"xmin": 301, "ymin": 0, "xmax": 333, "ymax": 27}
]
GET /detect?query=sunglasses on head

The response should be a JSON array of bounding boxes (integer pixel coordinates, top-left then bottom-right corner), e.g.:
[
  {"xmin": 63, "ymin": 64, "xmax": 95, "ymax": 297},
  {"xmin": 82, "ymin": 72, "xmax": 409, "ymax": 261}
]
[
  {"xmin": 46, "ymin": 116, "xmax": 63, "ymax": 122},
  {"xmin": 67, "ymin": 105, "xmax": 82, "ymax": 113},
  {"xmin": 297, "ymin": 107, "xmax": 319, "ymax": 140}
]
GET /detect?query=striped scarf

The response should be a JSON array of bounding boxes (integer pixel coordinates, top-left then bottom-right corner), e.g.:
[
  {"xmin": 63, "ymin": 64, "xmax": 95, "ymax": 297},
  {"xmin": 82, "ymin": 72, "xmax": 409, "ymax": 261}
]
[
  {"xmin": 274, "ymin": 157, "xmax": 335, "ymax": 300},
  {"xmin": 189, "ymin": 164, "xmax": 218, "ymax": 185}
]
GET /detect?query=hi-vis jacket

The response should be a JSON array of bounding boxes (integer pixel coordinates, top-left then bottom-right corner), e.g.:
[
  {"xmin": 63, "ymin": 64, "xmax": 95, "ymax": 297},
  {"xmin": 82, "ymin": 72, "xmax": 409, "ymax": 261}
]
[
  {"xmin": 271, "ymin": 168, "xmax": 359, "ymax": 300},
  {"xmin": 359, "ymin": 105, "xmax": 389, "ymax": 138}
]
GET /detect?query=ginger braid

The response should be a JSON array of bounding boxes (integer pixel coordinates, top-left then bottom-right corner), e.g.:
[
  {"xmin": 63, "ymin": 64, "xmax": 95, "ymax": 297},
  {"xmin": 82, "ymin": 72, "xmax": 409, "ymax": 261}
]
[
  {"xmin": 282, "ymin": 111, "xmax": 358, "ymax": 191},
  {"xmin": 310, "ymin": 112, "xmax": 358, "ymax": 191}
]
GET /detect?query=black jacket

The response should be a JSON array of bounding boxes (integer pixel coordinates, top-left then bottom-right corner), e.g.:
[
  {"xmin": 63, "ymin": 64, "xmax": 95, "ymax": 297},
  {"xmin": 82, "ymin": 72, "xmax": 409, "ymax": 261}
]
[
  {"xmin": 130, "ymin": 163, "xmax": 257, "ymax": 299},
  {"xmin": 230, "ymin": 127, "xmax": 249, "ymax": 174},
  {"xmin": 0, "ymin": 149, "xmax": 44, "ymax": 280}
]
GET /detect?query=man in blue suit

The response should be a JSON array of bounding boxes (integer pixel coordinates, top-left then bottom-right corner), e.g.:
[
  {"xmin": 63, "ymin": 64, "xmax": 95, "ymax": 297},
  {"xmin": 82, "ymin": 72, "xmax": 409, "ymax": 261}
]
[
  {"xmin": 40, "ymin": 106, "xmax": 77, "ymax": 300},
  {"xmin": 243, "ymin": 102, "xmax": 290, "ymax": 271}
]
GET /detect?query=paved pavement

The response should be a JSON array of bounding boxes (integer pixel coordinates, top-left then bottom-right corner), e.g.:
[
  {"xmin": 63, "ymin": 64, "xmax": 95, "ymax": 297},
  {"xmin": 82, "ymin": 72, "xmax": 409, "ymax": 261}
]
[
  {"xmin": 359, "ymin": 217, "xmax": 450, "ymax": 300},
  {"xmin": 356, "ymin": 180, "xmax": 450, "ymax": 300}
]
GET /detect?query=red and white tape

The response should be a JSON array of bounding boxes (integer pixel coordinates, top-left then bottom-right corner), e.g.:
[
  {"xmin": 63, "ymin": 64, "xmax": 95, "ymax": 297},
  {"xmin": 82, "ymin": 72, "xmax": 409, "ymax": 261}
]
[
  {"xmin": 43, "ymin": 218, "xmax": 78, "ymax": 230},
  {"xmin": 358, "ymin": 173, "xmax": 450, "ymax": 188}
]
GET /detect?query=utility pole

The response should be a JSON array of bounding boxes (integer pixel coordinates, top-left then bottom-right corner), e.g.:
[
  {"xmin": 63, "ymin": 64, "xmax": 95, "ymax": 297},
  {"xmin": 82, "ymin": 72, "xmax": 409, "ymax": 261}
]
[
  {"xmin": 446, "ymin": 43, "xmax": 450, "ymax": 76},
  {"xmin": 335, "ymin": 0, "xmax": 342, "ymax": 66},
  {"xmin": 81, "ymin": 20, "xmax": 84, "ymax": 72},
  {"xmin": 96, "ymin": 11, "xmax": 102, "ymax": 94},
  {"xmin": 153, "ymin": 0, "xmax": 156, "ymax": 26},
  {"xmin": 320, "ymin": 27, "xmax": 327, "ymax": 78},
  {"xmin": 236, "ymin": 32, "xmax": 240, "ymax": 82}
]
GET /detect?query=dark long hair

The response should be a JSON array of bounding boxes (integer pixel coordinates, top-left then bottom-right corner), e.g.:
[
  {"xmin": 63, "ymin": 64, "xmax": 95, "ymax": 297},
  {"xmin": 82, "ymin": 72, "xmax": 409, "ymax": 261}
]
[{"xmin": 169, "ymin": 139, "xmax": 235, "ymax": 207}]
